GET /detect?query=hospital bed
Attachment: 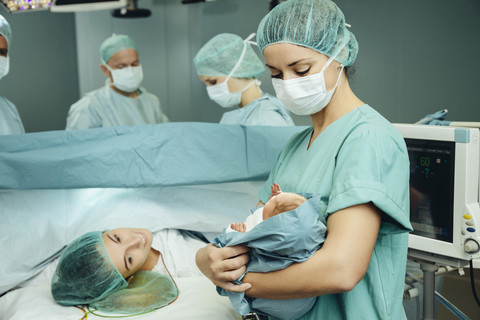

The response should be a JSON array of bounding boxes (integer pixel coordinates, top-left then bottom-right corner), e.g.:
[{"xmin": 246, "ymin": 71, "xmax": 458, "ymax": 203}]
[{"xmin": 0, "ymin": 123, "xmax": 305, "ymax": 320}]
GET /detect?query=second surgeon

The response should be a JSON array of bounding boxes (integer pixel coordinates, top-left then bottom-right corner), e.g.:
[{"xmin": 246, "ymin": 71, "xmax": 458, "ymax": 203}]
[
  {"xmin": 194, "ymin": 33, "xmax": 294, "ymax": 126},
  {"xmin": 66, "ymin": 34, "xmax": 169, "ymax": 130}
]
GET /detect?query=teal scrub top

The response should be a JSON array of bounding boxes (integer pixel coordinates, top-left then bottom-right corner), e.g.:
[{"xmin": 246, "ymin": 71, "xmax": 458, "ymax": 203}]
[
  {"xmin": 0, "ymin": 95, "xmax": 25, "ymax": 135},
  {"xmin": 66, "ymin": 83, "xmax": 169, "ymax": 130},
  {"xmin": 220, "ymin": 94, "xmax": 295, "ymax": 126},
  {"xmin": 259, "ymin": 105, "xmax": 413, "ymax": 320}
]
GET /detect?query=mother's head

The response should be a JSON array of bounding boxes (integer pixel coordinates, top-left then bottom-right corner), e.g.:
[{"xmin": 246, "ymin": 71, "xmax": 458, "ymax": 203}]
[{"xmin": 51, "ymin": 228, "xmax": 153, "ymax": 306}]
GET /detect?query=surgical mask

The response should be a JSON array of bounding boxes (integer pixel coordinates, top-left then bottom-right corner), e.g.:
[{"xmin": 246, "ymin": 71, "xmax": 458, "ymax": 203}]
[
  {"xmin": 207, "ymin": 79, "xmax": 258, "ymax": 109},
  {"xmin": 271, "ymin": 49, "xmax": 345, "ymax": 116},
  {"xmin": 207, "ymin": 33, "xmax": 259, "ymax": 109},
  {"xmin": 0, "ymin": 56, "xmax": 9, "ymax": 80},
  {"xmin": 105, "ymin": 63, "xmax": 143, "ymax": 92}
]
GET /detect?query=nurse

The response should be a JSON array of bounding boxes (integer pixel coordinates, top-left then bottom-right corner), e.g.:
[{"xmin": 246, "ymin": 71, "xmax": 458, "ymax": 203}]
[
  {"xmin": 0, "ymin": 15, "xmax": 25, "ymax": 135},
  {"xmin": 66, "ymin": 34, "xmax": 169, "ymax": 130},
  {"xmin": 196, "ymin": 1, "xmax": 413, "ymax": 319},
  {"xmin": 194, "ymin": 33, "xmax": 294, "ymax": 126}
]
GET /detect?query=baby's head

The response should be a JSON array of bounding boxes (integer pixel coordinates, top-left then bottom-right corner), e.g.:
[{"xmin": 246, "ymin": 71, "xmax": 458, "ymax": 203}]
[{"xmin": 263, "ymin": 192, "xmax": 307, "ymax": 217}]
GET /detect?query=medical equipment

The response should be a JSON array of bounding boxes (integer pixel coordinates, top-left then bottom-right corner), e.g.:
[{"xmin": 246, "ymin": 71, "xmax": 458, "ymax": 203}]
[
  {"xmin": 394, "ymin": 123, "xmax": 480, "ymax": 320},
  {"xmin": 50, "ymin": 0, "xmax": 127, "ymax": 12},
  {"xmin": 0, "ymin": 0, "xmax": 51, "ymax": 12},
  {"xmin": 111, "ymin": 0, "xmax": 151, "ymax": 18},
  {"xmin": 394, "ymin": 124, "xmax": 480, "ymax": 262}
]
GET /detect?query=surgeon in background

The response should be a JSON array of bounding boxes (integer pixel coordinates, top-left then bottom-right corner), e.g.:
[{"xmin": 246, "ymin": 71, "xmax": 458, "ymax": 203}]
[
  {"xmin": 66, "ymin": 34, "xmax": 169, "ymax": 130},
  {"xmin": 0, "ymin": 15, "xmax": 25, "ymax": 135},
  {"xmin": 194, "ymin": 33, "xmax": 294, "ymax": 126}
]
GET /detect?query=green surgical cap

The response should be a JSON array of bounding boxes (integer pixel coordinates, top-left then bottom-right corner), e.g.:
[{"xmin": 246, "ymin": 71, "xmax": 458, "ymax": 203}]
[
  {"xmin": 51, "ymin": 231, "xmax": 128, "ymax": 306},
  {"xmin": 0, "ymin": 15, "xmax": 12, "ymax": 46},
  {"xmin": 193, "ymin": 33, "xmax": 265, "ymax": 79},
  {"xmin": 91, "ymin": 271, "xmax": 178, "ymax": 314},
  {"xmin": 256, "ymin": 0, "xmax": 358, "ymax": 67},
  {"xmin": 100, "ymin": 34, "xmax": 137, "ymax": 63}
]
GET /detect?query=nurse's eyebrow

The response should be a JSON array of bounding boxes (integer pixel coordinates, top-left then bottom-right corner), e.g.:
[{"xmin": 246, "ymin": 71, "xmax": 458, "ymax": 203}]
[{"xmin": 266, "ymin": 59, "xmax": 310, "ymax": 69}]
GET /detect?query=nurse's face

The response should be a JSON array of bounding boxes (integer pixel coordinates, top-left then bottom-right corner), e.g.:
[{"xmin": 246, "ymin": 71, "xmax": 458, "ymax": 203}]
[
  {"xmin": 198, "ymin": 75, "xmax": 249, "ymax": 93},
  {"xmin": 263, "ymin": 43, "xmax": 342, "ymax": 90},
  {"xmin": 102, "ymin": 228, "xmax": 153, "ymax": 278}
]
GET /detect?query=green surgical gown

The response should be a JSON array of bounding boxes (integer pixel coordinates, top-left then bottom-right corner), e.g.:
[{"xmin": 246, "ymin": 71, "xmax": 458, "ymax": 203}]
[{"xmin": 259, "ymin": 105, "xmax": 413, "ymax": 320}]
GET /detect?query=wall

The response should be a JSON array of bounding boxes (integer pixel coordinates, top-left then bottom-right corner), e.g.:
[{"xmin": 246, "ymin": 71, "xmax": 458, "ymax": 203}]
[
  {"xmin": 1, "ymin": 0, "xmax": 479, "ymax": 129},
  {"xmin": 0, "ymin": 8, "xmax": 78, "ymax": 132},
  {"xmin": 75, "ymin": 0, "xmax": 480, "ymax": 128}
]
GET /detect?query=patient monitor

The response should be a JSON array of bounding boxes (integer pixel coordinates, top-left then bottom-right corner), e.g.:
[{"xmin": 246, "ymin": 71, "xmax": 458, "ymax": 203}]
[{"xmin": 394, "ymin": 124, "xmax": 480, "ymax": 264}]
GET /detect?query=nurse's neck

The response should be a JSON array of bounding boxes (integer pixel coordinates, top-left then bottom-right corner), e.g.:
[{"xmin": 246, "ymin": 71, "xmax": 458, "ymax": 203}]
[
  {"xmin": 240, "ymin": 82, "xmax": 262, "ymax": 108},
  {"xmin": 308, "ymin": 78, "xmax": 364, "ymax": 149}
]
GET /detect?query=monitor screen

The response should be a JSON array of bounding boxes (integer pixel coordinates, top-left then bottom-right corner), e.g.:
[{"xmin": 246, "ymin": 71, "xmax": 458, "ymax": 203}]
[{"xmin": 407, "ymin": 138, "xmax": 455, "ymax": 243}]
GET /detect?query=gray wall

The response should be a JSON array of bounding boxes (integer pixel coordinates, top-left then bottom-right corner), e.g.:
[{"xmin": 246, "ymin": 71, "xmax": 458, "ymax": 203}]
[
  {"xmin": 75, "ymin": 0, "xmax": 480, "ymax": 127},
  {"xmin": 0, "ymin": 8, "xmax": 78, "ymax": 132},
  {"xmin": 2, "ymin": 0, "xmax": 480, "ymax": 132}
]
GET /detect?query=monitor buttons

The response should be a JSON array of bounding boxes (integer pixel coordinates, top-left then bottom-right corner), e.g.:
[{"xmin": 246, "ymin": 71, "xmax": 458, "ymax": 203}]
[
  {"xmin": 466, "ymin": 220, "xmax": 475, "ymax": 226},
  {"xmin": 464, "ymin": 214, "xmax": 472, "ymax": 220},
  {"xmin": 466, "ymin": 227, "xmax": 476, "ymax": 233},
  {"xmin": 464, "ymin": 239, "xmax": 480, "ymax": 254}
]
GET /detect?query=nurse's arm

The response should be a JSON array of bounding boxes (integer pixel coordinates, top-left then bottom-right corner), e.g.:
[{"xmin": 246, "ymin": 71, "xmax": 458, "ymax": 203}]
[{"xmin": 243, "ymin": 202, "xmax": 381, "ymax": 299}]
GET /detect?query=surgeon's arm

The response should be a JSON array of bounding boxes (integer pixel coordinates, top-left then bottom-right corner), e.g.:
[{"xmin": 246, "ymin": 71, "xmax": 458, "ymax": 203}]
[{"xmin": 243, "ymin": 202, "xmax": 381, "ymax": 299}]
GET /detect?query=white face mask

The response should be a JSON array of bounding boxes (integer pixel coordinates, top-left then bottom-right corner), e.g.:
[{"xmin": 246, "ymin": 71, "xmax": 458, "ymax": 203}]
[
  {"xmin": 271, "ymin": 54, "xmax": 344, "ymax": 116},
  {"xmin": 0, "ymin": 56, "xmax": 10, "ymax": 80},
  {"xmin": 206, "ymin": 33, "xmax": 258, "ymax": 109},
  {"xmin": 207, "ymin": 79, "xmax": 257, "ymax": 109},
  {"xmin": 105, "ymin": 64, "xmax": 143, "ymax": 93}
]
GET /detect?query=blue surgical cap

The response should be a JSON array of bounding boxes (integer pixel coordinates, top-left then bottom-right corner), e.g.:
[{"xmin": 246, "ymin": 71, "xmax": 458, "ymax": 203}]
[
  {"xmin": 51, "ymin": 231, "xmax": 128, "ymax": 306},
  {"xmin": 0, "ymin": 15, "xmax": 12, "ymax": 46},
  {"xmin": 256, "ymin": 0, "xmax": 358, "ymax": 67},
  {"xmin": 100, "ymin": 34, "xmax": 137, "ymax": 63},
  {"xmin": 193, "ymin": 33, "xmax": 265, "ymax": 79}
]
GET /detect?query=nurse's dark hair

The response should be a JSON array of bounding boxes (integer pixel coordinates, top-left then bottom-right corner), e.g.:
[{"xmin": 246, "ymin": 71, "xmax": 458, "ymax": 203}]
[{"xmin": 344, "ymin": 65, "xmax": 355, "ymax": 79}]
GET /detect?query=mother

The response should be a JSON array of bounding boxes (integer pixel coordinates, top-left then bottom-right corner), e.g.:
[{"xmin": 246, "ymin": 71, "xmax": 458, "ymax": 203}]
[{"xmin": 196, "ymin": 0, "xmax": 413, "ymax": 319}]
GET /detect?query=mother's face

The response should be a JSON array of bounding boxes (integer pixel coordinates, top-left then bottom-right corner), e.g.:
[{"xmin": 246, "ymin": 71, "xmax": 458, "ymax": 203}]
[{"xmin": 102, "ymin": 228, "xmax": 153, "ymax": 278}]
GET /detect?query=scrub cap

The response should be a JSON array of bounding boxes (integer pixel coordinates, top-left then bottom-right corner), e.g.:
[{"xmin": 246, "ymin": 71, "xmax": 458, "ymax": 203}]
[
  {"xmin": 91, "ymin": 271, "xmax": 178, "ymax": 314},
  {"xmin": 193, "ymin": 33, "xmax": 265, "ymax": 79},
  {"xmin": 256, "ymin": 0, "xmax": 358, "ymax": 67},
  {"xmin": 51, "ymin": 231, "xmax": 128, "ymax": 306},
  {"xmin": 0, "ymin": 15, "xmax": 12, "ymax": 46},
  {"xmin": 100, "ymin": 34, "xmax": 137, "ymax": 63}
]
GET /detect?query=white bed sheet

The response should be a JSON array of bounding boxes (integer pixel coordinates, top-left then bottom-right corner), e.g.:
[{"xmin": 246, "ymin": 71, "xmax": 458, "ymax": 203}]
[{"xmin": 0, "ymin": 276, "xmax": 241, "ymax": 320}]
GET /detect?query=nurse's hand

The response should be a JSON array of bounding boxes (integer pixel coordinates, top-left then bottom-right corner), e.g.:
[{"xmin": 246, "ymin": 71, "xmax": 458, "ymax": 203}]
[{"xmin": 196, "ymin": 243, "xmax": 251, "ymax": 292}]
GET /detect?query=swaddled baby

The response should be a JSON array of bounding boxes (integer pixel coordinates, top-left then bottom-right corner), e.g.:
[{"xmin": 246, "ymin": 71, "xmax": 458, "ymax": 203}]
[{"xmin": 213, "ymin": 183, "xmax": 327, "ymax": 320}]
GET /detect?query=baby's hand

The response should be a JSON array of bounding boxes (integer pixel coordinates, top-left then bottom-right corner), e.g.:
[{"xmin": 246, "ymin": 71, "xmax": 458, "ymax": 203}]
[
  {"xmin": 230, "ymin": 222, "xmax": 247, "ymax": 233},
  {"xmin": 269, "ymin": 182, "xmax": 282, "ymax": 199}
]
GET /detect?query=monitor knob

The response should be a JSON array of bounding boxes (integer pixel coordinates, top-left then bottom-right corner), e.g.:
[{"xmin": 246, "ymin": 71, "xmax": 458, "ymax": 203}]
[{"xmin": 464, "ymin": 239, "xmax": 480, "ymax": 254}]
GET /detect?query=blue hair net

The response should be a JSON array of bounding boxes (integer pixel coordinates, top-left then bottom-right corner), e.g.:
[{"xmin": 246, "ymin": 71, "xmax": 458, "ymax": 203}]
[
  {"xmin": 100, "ymin": 34, "xmax": 137, "ymax": 63},
  {"xmin": 0, "ymin": 15, "xmax": 12, "ymax": 46},
  {"xmin": 256, "ymin": 0, "xmax": 358, "ymax": 67},
  {"xmin": 193, "ymin": 33, "xmax": 265, "ymax": 79},
  {"xmin": 51, "ymin": 231, "xmax": 128, "ymax": 306}
]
